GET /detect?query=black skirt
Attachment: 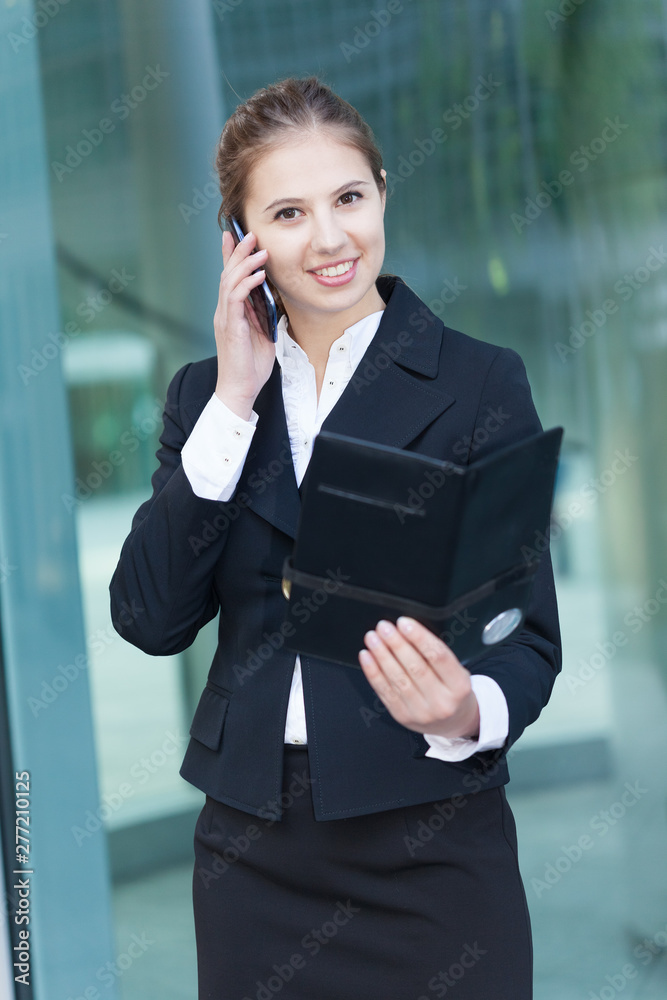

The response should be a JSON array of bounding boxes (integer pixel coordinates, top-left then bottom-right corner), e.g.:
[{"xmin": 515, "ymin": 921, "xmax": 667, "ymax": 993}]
[{"xmin": 193, "ymin": 746, "xmax": 532, "ymax": 1000}]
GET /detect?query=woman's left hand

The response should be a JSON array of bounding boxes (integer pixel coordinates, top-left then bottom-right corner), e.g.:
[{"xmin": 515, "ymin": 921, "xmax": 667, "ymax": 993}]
[{"xmin": 358, "ymin": 617, "xmax": 480, "ymax": 740}]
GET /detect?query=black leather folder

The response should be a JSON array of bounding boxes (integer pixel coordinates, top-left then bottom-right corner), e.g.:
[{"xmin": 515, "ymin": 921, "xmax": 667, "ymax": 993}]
[{"xmin": 281, "ymin": 427, "xmax": 563, "ymax": 668}]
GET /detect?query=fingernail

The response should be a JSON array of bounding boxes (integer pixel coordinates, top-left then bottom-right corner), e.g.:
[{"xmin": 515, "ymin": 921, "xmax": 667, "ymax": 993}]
[
  {"xmin": 243, "ymin": 231, "xmax": 253, "ymax": 241},
  {"xmin": 397, "ymin": 616, "xmax": 415, "ymax": 632},
  {"xmin": 377, "ymin": 620, "xmax": 393, "ymax": 637},
  {"xmin": 365, "ymin": 630, "xmax": 380, "ymax": 648}
]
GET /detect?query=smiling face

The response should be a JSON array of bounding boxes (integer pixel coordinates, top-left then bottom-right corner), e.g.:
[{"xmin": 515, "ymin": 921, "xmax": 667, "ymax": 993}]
[{"xmin": 242, "ymin": 130, "xmax": 387, "ymax": 335}]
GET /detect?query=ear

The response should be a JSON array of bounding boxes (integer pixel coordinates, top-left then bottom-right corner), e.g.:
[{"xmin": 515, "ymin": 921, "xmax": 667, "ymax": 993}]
[{"xmin": 380, "ymin": 169, "xmax": 387, "ymax": 213}]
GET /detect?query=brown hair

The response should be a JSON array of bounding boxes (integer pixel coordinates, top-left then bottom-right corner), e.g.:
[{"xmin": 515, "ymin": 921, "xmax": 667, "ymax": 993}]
[{"xmin": 215, "ymin": 76, "xmax": 386, "ymax": 231}]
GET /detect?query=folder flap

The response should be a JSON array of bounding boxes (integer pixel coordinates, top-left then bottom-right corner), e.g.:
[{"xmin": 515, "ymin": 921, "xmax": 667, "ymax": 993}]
[
  {"xmin": 285, "ymin": 426, "xmax": 563, "ymax": 667},
  {"xmin": 294, "ymin": 427, "xmax": 562, "ymax": 605},
  {"xmin": 294, "ymin": 432, "xmax": 468, "ymax": 604}
]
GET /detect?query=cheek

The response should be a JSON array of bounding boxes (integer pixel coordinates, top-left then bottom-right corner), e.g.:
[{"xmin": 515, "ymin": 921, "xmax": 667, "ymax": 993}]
[
  {"xmin": 351, "ymin": 215, "xmax": 385, "ymax": 250},
  {"xmin": 266, "ymin": 254, "xmax": 295, "ymax": 287},
  {"xmin": 265, "ymin": 239, "xmax": 304, "ymax": 283}
]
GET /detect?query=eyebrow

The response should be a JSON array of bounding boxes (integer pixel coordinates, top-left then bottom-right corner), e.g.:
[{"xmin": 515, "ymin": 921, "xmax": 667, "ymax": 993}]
[{"xmin": 262, "ymin": 180, "xmax": 371, "ymax": 214}]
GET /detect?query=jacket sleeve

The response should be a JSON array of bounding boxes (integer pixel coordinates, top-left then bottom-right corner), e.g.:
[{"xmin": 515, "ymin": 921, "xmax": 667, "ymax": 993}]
[
  {"xmin": 109, "ymin": 363, "xmax": 233, "ymax": 655},
  {"xmin": 465, "ymin": 346, "xmax": 562, "ymax": 751}
]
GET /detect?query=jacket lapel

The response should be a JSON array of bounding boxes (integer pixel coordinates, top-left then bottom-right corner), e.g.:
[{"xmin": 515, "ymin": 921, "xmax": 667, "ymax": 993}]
[
  {"xmin": 238, "ymin": 276, "xmax": 455, "ymax": 539},
  {"xmin": 236, "ymin": 359, "xmax": 302, "ymax": 539}
]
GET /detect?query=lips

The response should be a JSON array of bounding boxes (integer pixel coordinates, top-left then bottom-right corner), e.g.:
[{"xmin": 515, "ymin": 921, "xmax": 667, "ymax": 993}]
[{"xmin": 309, "ymin": 257, "xmax": 359, "ymax": 286}]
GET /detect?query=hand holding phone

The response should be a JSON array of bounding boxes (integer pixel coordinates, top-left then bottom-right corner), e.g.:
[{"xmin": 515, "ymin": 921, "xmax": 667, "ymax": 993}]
[{"xmin": 229, "ymin": 217, "xmax": 278, "ymax": 342}]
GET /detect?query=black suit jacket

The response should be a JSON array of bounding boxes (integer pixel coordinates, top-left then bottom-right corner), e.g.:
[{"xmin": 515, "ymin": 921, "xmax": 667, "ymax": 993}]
[{"xmin": 110, "ymin": 275, "xmax": 561, "ymax": 821}]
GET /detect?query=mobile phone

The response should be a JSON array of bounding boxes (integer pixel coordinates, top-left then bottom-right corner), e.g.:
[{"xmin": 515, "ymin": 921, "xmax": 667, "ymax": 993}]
[{"xmin": 229, "ymin": 217, "xmax": 278, "ymax": 342}]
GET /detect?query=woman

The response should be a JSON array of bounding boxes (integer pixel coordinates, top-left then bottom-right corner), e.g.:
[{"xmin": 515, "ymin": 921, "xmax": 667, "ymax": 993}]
[{"xmin": 110, "ymin": 77, "xmax": 561, "ymax": 999}]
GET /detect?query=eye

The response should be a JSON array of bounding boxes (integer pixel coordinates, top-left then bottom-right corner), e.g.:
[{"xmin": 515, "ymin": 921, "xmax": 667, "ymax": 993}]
[
  {"xmin": 338, "ymin": 190, "xmax": 363, "ymax": 205},
  {"xmin": 274, "ymin": 206, "xmax": 303, "ymax": 221}
]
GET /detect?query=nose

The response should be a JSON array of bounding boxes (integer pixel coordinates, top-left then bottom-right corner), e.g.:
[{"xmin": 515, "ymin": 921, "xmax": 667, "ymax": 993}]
[{"xmin": 309, "ymin": 210, "xmax": 347, "ymax": 257}]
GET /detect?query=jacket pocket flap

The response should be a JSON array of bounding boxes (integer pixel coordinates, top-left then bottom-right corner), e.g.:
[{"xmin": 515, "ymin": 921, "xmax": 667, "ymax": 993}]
[{"xmin": 189, "ymin": 686, "xmax": 230, "ymax": 751}]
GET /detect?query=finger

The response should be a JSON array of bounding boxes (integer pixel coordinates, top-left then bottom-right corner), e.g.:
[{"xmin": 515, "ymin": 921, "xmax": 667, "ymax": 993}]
[
  {"xmin": 221, "ymin": 229, "xmax": 233, "ymax": 267},
  {"xmin": 366, "ymin": 621, "xmax": 431, "ymax": 691},
  {"xmin": 358, "ymin": 644, "xmax": 435, "ymax": 731},
  {"xmin": 227, "ymin": 249, "xmax": 269, "ymax": 290},
  {"xmin": 227, "ymin": 267, "xmax": 268, "ymax": 307},
  {"xmin": 218, "ymin": 247, "xmax": 269, "ymax": 319},
  {"xmin": 360, "ymin": 627, "xmax": 433, "ymax": 714},
  {"xmin": 360, "ymin": 626, "xmax": 472, "ymax": 731},
  {"xmin": 357, "ymin": 646, "xmax": 408, "ymax": 709},
  {"xmin": 221, "ymin": 227, "xmax": 257, "ymax": 269},
  {"xmin": 367, "ymin": 619, "xmax": 464, "ymax": 704},
  {"xmin": 244, "ymin": 294, "xmax": 268, "ymax": 341},
  {"xmin": 395, "ymin": 616, "xmax": 471, "ymax": 693},
  {"xmin": 396, "ymin": 617, "xmax": 460, "ymax": 670}
]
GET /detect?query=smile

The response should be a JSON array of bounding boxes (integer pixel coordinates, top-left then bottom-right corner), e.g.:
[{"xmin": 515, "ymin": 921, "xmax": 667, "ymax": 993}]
[
  {"xmin": 312, "ymin": 260, "xmax": 356, "ymax": 277},
  {"xmin": 309, "ymin": 258, "xmax": 359, "ymax": 287}
]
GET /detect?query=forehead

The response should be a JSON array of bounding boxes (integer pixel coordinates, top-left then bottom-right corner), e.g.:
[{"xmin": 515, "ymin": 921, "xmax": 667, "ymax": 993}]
[{"xmin": 245, "ymin": 133, "xmax": 374, "ymax": 209}]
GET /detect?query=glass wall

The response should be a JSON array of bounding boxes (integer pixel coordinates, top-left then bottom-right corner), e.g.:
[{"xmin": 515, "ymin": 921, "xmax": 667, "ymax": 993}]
[{"xmin": 1, "ymin": 0, "xmax": 666, "ymax": 996}]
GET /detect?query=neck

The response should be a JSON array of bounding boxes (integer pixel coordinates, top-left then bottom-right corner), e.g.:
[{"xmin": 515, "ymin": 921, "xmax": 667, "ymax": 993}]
[{"xmin": 284, "ymin": 286, "xmax": 386, "ymax": 368}]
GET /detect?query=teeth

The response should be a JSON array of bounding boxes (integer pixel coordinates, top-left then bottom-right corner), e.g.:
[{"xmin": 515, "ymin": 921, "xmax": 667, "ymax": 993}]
[{"xmin": 314, "ymin": 260, "xmax": 355, "ymax": 277}]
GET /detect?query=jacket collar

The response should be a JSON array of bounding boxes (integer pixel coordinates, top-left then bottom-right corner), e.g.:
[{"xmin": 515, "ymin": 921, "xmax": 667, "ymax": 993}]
[{"xmin": 237, "ymin": 275, "xmax": 455, "ymax": 539}]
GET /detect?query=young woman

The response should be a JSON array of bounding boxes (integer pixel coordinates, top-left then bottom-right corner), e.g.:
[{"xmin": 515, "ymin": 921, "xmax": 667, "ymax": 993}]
[{"xmin": 110, "ymin": 77, "xmax": 561, "ymax": 999}]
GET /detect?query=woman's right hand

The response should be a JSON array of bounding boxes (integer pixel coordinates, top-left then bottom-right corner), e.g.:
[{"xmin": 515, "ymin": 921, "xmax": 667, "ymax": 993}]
[{"xmin": 214, "ymin": 229, "xmax": 278, "ymax": 420}]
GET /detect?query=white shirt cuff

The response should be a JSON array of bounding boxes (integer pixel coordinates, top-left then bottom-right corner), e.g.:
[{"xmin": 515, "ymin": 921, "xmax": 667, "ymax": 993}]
[
  {"xmin": 181, "ymin": 393, "xmax": 258, "ymax": 501},
  {"xmin": 423, "ymin": 674, "xmax": 509, "ymax": 762}
]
